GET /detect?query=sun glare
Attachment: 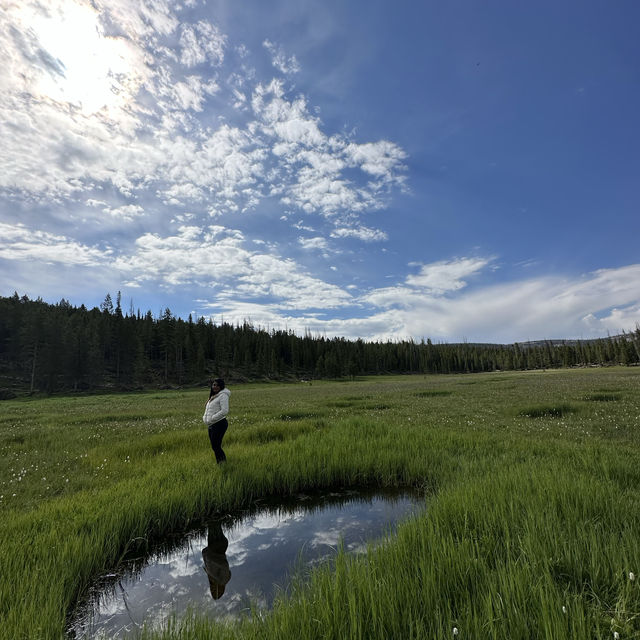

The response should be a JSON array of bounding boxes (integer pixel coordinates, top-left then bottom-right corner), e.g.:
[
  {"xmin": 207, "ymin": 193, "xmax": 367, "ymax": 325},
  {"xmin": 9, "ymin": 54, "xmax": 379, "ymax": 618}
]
[{"xmin": 23, "ymin": 1, "xmax": 143, "ymax": 116}]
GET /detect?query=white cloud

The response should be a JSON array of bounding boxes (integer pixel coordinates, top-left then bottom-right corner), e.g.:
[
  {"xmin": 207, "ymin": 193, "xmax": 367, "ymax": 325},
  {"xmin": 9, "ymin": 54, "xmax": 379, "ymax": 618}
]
[
  {"xmin": 100, "ymin": 0, "xmax": 178, "ymax": 38},
  {"xmin": 298, "ymin": 236, "xmax": 329, "ymax": 251},
  {"xmin": 103, "ymin": 204, "xmax": 145, "ymax": 221},
  {"xmin": 590, "ymin": 304, "xmax": 640, "ymax": 334},
  {"xmin": 209, "ymin": 262, "xmax": 640, "ymax": 344},
  {"xmin": 112, "ymin": 225, "xmax": 351, "ymax": 309},
  {"xmin": 345, "ymin": 141, "xmax": 408, "ymax": 183},
  {"xmin": 405, "ymin": 257, "xmax": 491, "ymax": 293},
  {"xmin": 253, "ymin": 80, "xmax": 325, "ymax": 147},
  {"xmin": 251, "ymin": 80, "xmax": 406, "ymax": 220},
  {"xmin": 331, "ymin": 226, "xmax": 388, "ymax": 242},
  {"xmin": 170, "ymin": 75, "xmax": 219, "ymax": 112},
  {"xmin": 6, "ymin": 211, "xmax": 638, "ymax": 343},
  {"xmin": 208, "ymin": 304, "xmax": 405, "ymax": 342},
  {"xmin": 359, "ymin": 262, "xmax": 640, "ymax": 343},
  {"xmin": 235, "ymin": 253, "xmax": 350, "ymax": 309},
  {"xmin": 292, "ymin": 220, "xmax": 316, "ymax": 232},
  {"xmin": 1, "ymin": 2, "xmax": 406, "ymax": 240},
  {"xmin": 0, "ymin": 223, "xmax": 109, "ymax": 266},
  {"xmin": 263, "ymin": 40, "xmax": 300, "ymax": 75},
  {"xmin": 360, "ymin": 286, "xmax": 417, "ymax": 310},
  {"xmin": 113, "ymin": 225, "xmax": 248, "ymax": 286},
  {"xmin": 179, "ymin": 21, "xmax": 226, "ymax": 67}
]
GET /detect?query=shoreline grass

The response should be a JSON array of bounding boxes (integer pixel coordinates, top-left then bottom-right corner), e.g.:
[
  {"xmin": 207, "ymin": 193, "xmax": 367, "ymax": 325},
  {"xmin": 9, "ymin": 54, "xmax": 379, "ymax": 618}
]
[{"xmin": 1, "ymin": 368, "xmax": 640, "ymax": 639}]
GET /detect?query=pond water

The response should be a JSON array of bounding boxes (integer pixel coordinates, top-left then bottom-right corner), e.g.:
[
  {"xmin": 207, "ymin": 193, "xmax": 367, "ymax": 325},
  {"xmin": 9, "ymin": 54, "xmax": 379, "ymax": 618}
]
[{"xmin": 69, "ymin": 488, "xmax": 423, "ymax": 639}]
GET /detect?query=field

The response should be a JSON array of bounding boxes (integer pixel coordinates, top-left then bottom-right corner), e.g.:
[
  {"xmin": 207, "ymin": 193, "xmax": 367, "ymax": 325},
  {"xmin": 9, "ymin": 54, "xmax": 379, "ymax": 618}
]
[{"xmin": 1, "ymin": 368, "xmax": 640, "ymax": 640}]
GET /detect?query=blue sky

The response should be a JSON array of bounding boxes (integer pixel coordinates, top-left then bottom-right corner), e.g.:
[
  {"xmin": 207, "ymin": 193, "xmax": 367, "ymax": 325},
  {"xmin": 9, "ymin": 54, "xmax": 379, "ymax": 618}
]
[{"xmin": 1, "ymin": 0, "xmax": 639, "ymax": 343}]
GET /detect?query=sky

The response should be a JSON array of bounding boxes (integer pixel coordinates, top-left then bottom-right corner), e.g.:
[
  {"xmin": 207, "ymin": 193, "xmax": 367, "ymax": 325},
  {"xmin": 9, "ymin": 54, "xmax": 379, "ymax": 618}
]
[{"xmin": 1, "ymin": 0, "xmax": 639, "ymax": 344}]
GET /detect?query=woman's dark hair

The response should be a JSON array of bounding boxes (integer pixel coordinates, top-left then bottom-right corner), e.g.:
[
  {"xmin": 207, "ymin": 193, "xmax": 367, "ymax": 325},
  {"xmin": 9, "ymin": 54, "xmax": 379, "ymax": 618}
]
[{"xmin": 209, "ymin": 378, "xmax": 225, "ymax": 399}]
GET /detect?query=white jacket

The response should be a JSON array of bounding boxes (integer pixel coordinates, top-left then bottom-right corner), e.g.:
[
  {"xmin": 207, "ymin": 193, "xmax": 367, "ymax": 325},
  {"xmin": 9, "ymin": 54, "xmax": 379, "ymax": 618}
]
[{"xmin": 203, "ymin": 388, "xmax": 231, "ymax": 426}]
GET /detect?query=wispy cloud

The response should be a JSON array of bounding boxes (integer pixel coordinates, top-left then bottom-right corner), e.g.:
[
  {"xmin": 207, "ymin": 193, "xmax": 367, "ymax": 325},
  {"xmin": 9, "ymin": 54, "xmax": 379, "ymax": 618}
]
[
  {"xmin": 186, "ymin": 258, "xmax": 640, "ymax": 343},
  {"xmin": 298, "ymin": 236, "xmax": 330, "ymax": 251},
  {"xmin": 0, "ymin": 223, "xmax": 110, "ymax": 266},
  {"xmin": 331, "ymin": 226, "xmax": 388, "ymax": 242},
  {"xmin": 263, "ymin": 39, "xmax": 300, "ymax": 75},
  {"xmin": 405, "ymin": 257, "xmax": 492, "ymax": 293},
  {"xmin": 357, "ymin": 261, "xmax": 640, "ymax": 343}
]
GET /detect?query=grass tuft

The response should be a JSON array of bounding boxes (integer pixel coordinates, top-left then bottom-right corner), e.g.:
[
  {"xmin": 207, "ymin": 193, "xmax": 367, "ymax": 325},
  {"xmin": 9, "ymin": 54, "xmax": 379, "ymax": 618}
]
[
  {"xmin": 583, "ymin": 393, "xmax": 621, "ymax": 402},
  {"xmin": 518, "ymin": 404, "xmax": 578, "ymax": 418},
  {"xmin": 279, "ymin": 411, "xmax": 319, "ymax": 421},
  {"xmin": 415, "ymin": 390, "xmax": 453, "ymax": 398}
]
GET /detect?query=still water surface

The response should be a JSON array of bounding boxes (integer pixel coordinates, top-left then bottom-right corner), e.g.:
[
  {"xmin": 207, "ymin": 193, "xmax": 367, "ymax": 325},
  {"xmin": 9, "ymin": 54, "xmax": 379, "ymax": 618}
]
[{"xmin": 70, "ymin": 488, "xmax": 423, "ymax": 639}]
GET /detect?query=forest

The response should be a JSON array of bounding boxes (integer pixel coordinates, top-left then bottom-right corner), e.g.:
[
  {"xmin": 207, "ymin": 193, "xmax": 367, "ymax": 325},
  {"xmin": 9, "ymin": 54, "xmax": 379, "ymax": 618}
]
[{"xmin": 1, "ymin": 291, "xmax": 639, "ymax": 395}]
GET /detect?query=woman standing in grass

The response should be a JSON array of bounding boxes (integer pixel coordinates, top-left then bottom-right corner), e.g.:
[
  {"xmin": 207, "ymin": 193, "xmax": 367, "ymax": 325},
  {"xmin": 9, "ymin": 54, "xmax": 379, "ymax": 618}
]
[{"xmin": 203, "ymin": 378, "xmax": 230, "ymax": 464}]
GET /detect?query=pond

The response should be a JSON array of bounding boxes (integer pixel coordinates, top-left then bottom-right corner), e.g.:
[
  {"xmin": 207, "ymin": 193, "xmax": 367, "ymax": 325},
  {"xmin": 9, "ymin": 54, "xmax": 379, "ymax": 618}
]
[{"xmin": 69, "ymin": 487, "xmax": 424, "ymax": 639}]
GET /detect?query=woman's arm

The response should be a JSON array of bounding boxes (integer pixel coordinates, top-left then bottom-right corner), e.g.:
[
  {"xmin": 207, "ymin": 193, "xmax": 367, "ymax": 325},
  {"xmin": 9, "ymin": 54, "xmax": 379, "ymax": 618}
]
[
  {"xmin": 203, "ymin": 398, "xmax": 215, "ymax": 425},
  {"xmin": 203, "ymin": 394, "xmax": 229, "ymax": 425}
]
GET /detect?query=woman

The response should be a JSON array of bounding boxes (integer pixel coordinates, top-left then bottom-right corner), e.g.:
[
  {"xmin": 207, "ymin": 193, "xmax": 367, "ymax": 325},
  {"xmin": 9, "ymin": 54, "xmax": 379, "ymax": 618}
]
[{"xmin": 203, "ymin": 378, "xmax": 230, "ymax": 463}]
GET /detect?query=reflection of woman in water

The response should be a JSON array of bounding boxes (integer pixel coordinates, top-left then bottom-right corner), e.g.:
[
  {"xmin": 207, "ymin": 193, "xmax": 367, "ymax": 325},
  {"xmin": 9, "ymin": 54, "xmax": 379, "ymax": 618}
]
[{"xmin": 202, "ymin": 520, "xmax": 231, "ymax": 600}]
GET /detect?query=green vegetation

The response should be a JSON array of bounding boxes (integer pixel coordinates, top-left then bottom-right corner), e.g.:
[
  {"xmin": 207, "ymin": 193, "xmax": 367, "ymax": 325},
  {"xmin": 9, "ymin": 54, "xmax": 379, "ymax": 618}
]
[
  {"xmin": 1, "ymin": 368, "xmax": 640, "ymax": 639},
  {"xmin": 1, "ymin": 293, "xmax": 640, "ymax": 394}
]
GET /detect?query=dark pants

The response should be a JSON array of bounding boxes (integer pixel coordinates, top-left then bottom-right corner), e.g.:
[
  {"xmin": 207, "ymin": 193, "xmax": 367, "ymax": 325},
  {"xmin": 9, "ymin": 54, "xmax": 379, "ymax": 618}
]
[{"xmin": 208, "ymin": 418, "xmax": 228, "ymax": 463}]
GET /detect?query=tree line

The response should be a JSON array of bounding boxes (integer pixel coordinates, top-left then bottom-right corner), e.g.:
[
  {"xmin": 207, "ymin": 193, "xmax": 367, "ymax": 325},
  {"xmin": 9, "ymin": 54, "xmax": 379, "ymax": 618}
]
[{"xmin": 0, "ymin": 292, "xmax": 638, "ymax": 395}]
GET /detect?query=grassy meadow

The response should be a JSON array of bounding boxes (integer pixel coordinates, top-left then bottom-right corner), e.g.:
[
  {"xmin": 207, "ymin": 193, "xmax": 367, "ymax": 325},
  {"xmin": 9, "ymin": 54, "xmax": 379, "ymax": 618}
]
[{"xmin": 1, "ymin": 367, "xmax": 640, "ymax": 639}]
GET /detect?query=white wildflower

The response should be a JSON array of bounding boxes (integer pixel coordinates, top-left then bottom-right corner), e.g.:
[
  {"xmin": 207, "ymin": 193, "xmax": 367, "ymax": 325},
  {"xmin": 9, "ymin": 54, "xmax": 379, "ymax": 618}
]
[
  {"xmin": 453, "ymin": 628, "xmax": 459, "ymax": 636},
  {"xmin": 629, "ymin": 572, "xmax": 635, "ymax": 581}
]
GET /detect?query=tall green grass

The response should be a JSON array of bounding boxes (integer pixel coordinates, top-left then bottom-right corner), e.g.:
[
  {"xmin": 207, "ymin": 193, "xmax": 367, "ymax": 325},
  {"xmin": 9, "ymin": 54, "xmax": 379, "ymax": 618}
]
[{"xmin": 1, "ymin": 369, "xmax": 640, "ymax": 639}]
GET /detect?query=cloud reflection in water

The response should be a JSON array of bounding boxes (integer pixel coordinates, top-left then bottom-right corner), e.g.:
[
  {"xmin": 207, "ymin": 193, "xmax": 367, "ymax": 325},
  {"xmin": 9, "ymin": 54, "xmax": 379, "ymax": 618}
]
[{"xmin": 71, "ymin": 488, "xmax": 422, "ymax": 639}]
